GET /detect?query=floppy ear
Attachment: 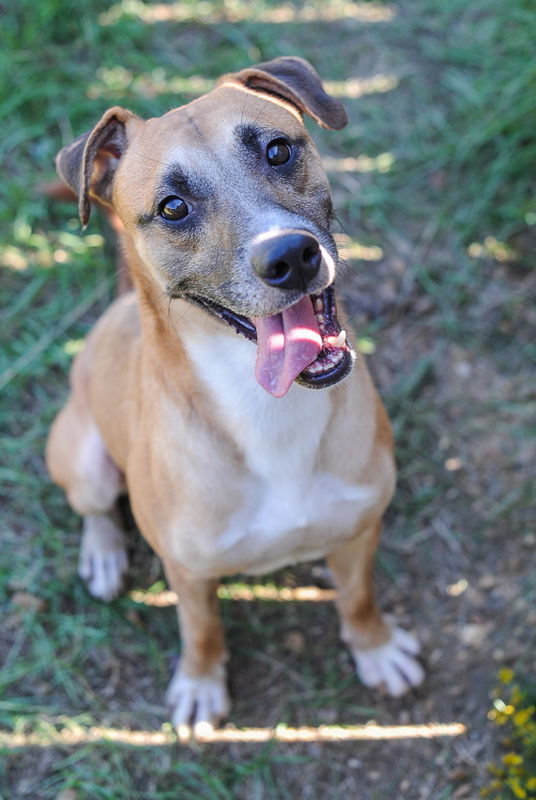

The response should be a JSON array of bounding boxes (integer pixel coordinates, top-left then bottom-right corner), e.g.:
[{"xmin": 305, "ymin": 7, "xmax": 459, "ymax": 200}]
[
  {"xmin": 56, "ymin": 106, "xmax": 140, "ymax": 227},
  {"xmin": 218, "ymin": 56, "xmax": 348, "ymax": 131}
]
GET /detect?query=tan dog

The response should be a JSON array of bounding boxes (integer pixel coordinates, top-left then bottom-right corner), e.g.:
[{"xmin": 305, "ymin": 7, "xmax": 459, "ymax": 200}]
[{"xmin": 46, "ymin": 57, "xmax": 424, "ymax": 729}]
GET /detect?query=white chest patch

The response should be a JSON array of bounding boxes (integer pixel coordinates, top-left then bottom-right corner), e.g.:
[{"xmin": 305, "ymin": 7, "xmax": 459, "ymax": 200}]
[{"xmin": 179, "ymin": 329, "xmax": 378, "ymax": 575}]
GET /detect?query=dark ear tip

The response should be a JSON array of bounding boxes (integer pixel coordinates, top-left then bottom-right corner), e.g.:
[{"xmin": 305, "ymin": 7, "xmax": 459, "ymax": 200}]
[
  {"xmin": 79, "ymin": 198, "xmax": 91, "ymax": 228},
  {"xmin": 313, "ymin": 99, "xmax": 347, "ymax": 131},
  {"xmin": 323, "ymin": 105, "xmax": 348, "ymax": 130}
]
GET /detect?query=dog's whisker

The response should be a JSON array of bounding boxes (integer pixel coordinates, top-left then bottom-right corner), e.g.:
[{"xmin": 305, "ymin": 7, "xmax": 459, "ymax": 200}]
[{"xmin": 134, "ymin": 150, "xmax": 174, "ymax": 169}]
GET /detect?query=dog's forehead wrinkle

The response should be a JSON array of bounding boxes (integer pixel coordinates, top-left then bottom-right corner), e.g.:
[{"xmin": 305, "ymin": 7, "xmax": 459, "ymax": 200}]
[
  {"xmin": 239, "ymin": 93, "xmax": 247, "ymax": 127},
  {"xmin": 183, "ymin": 105, "xmax": 208, "ymax": 140}
]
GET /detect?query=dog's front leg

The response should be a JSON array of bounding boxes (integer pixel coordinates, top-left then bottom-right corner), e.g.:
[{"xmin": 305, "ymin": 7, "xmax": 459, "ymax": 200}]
[
  {"xmin": 328, "ymin": 523, "xmax": 424, "ymax": 697},
  {"xmin": 162, "ymin": 561, "xmax": 230, "ymax": 730}
]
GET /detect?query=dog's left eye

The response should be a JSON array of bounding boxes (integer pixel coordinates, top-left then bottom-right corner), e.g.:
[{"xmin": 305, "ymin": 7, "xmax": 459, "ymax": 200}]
[
  {"xmin": 266, "ymin": 139, "xmax": 292, "ymax": 166},
  {"xmin": 159, "ymin": 196, "xmax": 189, "ymax": 221}
]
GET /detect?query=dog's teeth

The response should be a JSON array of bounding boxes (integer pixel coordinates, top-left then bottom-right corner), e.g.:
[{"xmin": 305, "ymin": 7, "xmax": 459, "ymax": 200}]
[
  {"xmin": 314, "ymin": 297, "xmax": 324, "ymax": 313},
  {"xmin": 325, "ymin": 330, "xmax": 347, "ymax": 348}
]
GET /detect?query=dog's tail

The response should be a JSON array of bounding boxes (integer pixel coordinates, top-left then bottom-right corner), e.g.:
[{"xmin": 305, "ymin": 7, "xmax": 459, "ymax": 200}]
[{"xmin": 40, "ymin": 179, "xmax": 133, "ymax": 296}]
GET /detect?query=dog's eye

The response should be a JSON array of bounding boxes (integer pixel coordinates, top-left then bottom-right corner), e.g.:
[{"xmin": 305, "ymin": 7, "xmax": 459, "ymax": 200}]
[
  {"xmin": 266, "ymin": 139, "xmax": 292, "ymax": 166},
  {"xmin": 159, "ymin": 196, "xmax": 189, "ymax": 221}
]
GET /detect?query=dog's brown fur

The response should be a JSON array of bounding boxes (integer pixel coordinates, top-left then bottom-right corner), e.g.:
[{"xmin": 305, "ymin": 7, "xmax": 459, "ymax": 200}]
[{"xmin": 46, "ymin": 58, "xmax": 423, "ymax": 728}]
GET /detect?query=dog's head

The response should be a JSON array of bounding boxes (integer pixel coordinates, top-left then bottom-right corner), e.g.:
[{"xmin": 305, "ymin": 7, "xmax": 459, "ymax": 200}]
[{"xmin": 56, "ymin": 57, "xmax": 354, "ymax": 397}]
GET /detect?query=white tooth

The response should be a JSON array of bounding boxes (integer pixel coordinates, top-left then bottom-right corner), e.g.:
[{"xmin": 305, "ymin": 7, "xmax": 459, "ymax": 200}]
[
  {"xmin": 314, "ymin": 297, "xmax": 324, "ymax": 312},
  {"xmin": 326, "ymin": 329, "xmax": 347, "ymax": 348}
]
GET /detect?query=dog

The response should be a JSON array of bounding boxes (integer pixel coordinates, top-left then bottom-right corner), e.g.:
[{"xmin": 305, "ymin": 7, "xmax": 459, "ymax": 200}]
[{"xmin": 46, "ymin": 57, "xmax": 424, "ymax": 729}]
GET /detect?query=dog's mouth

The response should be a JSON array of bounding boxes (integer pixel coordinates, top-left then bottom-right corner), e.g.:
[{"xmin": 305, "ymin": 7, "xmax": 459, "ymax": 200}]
[{"xmin": 184, "ymin": 285, "xmax": 354, "ymax": 397}]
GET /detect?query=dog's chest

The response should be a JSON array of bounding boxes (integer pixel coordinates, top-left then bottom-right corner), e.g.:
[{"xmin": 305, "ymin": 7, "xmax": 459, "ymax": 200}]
[
  {"xmin": 175, "ymin": 333, "xmax": 377, "ymax": 575},
  {"xmin": 217, "ymin": 463, "xmax": 375, "ymax": 575}
]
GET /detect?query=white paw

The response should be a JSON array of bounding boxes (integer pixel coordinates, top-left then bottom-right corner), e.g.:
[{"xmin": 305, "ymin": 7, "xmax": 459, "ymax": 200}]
[
  {"xmin": 352, "ymin": 625, "xmax": 424, "ymax": 697},
  {"xmin": 166, "ymin": 661, "xmax": 230, "ymax": 731},
  {"xmin": 78, "ymin": 514, "xmax": 128, "ymax": 602}
]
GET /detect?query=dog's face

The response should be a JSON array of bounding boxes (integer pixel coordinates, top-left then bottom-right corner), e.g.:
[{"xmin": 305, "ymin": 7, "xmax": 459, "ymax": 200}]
[
  {"xmin": 57, "ymin": 58, "xmax": 354, "ymax": 396},
  {"xmin": 116, "ymin": 89, "xmax": 336, "ymax": 318}
]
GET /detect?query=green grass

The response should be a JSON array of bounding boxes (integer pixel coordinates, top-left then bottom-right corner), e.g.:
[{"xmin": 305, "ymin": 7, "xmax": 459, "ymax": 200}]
[{"xmin": 1, "ymin": 0, "xmax": 535, "ymax": 797}]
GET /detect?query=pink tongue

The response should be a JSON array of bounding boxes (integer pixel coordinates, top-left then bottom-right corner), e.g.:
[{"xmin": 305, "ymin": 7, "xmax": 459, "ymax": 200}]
[{"xmin": 252, "ymin": 296, "xmax": 322, "ymax": 397}]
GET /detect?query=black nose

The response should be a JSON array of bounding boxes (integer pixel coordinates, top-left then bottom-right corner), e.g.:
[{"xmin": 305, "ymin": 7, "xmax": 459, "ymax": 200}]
[{"xmin": 251, "ymin": 230, "xmax": 322, "ymax": 291}]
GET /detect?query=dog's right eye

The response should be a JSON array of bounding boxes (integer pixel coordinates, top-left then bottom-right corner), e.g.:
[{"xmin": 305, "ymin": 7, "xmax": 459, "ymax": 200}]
[
  {"xmin": 266, "ymin": 139, "xmax": 292, "ymax": 166},
  {"xmin": 159, "ymin": 196, "xmax": 189, "ymax": 221}
]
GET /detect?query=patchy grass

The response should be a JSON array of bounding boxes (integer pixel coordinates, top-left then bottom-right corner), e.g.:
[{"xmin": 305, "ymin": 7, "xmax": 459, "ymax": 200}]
[{"xmin": 1, "ymin": 0, "xmax": 534, "ymax": 798}]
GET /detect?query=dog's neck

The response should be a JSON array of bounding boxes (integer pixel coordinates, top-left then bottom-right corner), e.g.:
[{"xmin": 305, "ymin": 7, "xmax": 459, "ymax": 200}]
[
  {"xmin": 120, "ymin": 231, "xmax": 336, "ymax": 451},
  {"xmin": 179, "ymin": 304, "xmax": 335, "ymax": 482}
]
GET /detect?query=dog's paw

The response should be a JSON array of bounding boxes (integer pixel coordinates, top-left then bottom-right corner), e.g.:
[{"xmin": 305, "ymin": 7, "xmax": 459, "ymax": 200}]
[
  {"xmin": 166, "ymin": 661, "xmax": 230, "ymax": 732},
  {"xmin": 78, "ymin": 514, "xmax": 128, "ymax": 602},
  {"xmin": 352, "ymin": 625, "xmax": 424, "ymax": 697}
]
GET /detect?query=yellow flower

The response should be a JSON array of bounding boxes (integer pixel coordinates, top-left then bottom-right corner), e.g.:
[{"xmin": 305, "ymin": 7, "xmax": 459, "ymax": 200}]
[
  {"xmin": 493, "ymin": 699, "xmax": 515, "ymax": 715},
  {"xmin": 513, "ymin": 706, "xmax": 534, "ymax": 728},
  {"xmin": 503, "ymin": 752, "xmax": 523, "ymax": 766},
  {"xmin": 511, "ymin": 686, "xmax": 522, "ymax": 706},
  {"xmin": 499, "ymin": 667, "xmax": 514, "ymax": 684},
  {"xmin": 507, "ymin": 777, "xmax": 527, "ymax": 798},
  {"xmin": 526, "ymin": 777, "xmax": 536, "ymax": 790}
]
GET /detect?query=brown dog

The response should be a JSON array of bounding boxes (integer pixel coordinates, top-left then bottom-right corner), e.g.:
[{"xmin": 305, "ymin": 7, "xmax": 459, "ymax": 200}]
[{"xmin": 46, "ymin": 57, "xmax": 424, "ymax": 729}]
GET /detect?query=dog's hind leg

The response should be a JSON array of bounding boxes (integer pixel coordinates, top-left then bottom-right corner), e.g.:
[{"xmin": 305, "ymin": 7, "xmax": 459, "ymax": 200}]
[
  {"xmin": 328, "ymin": 521, "xmax": 424, "ymax": 697},
  {"xmin": 46, "ymin": 355, "xmax": 128, "ymax": 602}
]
